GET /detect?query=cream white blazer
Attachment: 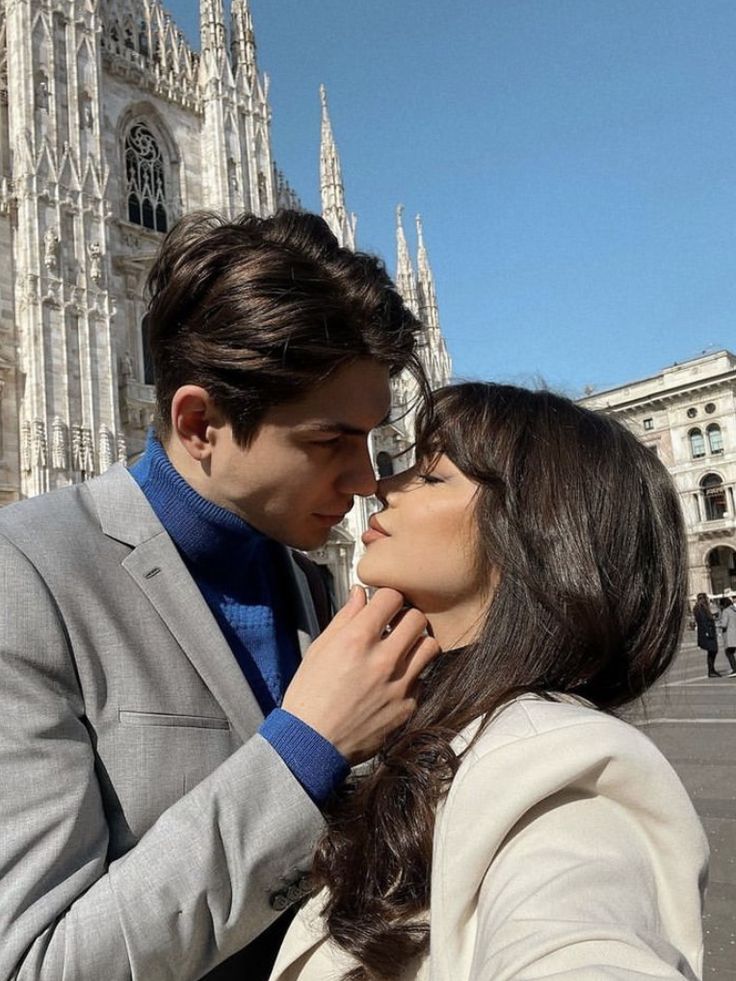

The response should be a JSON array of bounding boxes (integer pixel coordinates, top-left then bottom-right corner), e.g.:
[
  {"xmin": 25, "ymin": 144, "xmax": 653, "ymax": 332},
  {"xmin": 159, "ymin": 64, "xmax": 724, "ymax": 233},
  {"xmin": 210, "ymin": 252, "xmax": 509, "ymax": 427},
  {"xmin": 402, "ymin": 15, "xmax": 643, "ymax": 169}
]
[{"xmin": 270, "ymin": 696, "xmax": 708, "ymax": 981}]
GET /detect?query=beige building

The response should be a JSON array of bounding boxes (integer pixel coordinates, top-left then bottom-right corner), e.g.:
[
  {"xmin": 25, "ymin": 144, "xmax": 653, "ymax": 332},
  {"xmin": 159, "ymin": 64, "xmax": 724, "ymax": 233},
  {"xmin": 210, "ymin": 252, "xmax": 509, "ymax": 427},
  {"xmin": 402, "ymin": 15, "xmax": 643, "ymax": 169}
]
[
  {"xmin": 0, "ymin": 0, "xmax": 451, "ymax": 604},
  {"xmin": 580, "ymin": 350, "xmax": 736, "ymax": 599}
]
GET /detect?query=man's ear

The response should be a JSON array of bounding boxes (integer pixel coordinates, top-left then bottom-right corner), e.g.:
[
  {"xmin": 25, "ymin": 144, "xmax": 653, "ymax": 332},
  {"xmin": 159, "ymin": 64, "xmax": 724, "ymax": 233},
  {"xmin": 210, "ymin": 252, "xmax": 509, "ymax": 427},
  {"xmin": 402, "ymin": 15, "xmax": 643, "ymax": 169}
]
[{"xmin": 170, "ymin": 385, "xmax": 223, "ymax": 461}]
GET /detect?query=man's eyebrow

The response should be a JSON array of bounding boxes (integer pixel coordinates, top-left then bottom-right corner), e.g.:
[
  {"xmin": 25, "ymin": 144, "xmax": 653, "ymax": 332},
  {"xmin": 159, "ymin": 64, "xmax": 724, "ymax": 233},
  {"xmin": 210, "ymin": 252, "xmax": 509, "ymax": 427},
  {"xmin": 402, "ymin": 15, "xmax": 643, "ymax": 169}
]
[{"xmin": 297, "ymin": 415, "xmax": 391, "ymax": 437}]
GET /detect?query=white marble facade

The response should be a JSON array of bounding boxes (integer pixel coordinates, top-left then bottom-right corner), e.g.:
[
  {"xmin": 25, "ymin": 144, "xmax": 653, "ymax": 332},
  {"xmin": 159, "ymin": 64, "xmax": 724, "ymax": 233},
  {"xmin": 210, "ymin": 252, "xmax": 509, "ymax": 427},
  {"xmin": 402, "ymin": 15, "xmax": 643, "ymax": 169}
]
[
  {"xmin": 0, "ymin": 0, "xmax": 451, "ymax": 603},
  {"xmin": 579, "ymin": 350, "xmax": 736, "ymax": 601}
]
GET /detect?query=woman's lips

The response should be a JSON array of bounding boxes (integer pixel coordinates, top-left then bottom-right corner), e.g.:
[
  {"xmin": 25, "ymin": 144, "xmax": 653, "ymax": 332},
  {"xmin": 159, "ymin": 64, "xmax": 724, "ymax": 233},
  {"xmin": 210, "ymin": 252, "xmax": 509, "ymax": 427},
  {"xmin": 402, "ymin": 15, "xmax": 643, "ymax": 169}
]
[{"xmin": 362, "ymin": 515, "xmax": 390, "ymax": 545}]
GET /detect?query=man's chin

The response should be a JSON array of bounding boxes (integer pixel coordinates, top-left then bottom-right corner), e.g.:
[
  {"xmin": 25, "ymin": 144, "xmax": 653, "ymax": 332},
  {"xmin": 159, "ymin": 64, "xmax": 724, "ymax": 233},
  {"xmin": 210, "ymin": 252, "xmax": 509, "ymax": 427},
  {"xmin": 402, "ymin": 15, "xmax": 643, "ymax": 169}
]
[{"xmin": 292, "ymin": 529, "xmax": 332, "ymax": 552}]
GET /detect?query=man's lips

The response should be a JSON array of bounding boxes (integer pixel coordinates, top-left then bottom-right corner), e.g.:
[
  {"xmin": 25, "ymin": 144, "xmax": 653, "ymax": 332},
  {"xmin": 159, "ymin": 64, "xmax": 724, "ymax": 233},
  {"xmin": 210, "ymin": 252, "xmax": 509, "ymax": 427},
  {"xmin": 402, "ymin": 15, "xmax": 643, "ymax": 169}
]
[
  {"xmin": 362, "ymin": 514, "xmax": 390, "ymax": 545},
  {"xmin": 312, "ymin": 513, "xmax": 347, "ymax": 527}
]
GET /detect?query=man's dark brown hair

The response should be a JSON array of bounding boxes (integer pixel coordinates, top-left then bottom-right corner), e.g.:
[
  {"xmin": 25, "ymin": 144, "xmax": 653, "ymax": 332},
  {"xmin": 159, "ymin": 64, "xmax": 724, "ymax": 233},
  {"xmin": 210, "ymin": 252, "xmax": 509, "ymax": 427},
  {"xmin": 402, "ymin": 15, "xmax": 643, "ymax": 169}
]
[{"xmin": 144, "ymin": 209, "xmax": 426, "ymax": 444}]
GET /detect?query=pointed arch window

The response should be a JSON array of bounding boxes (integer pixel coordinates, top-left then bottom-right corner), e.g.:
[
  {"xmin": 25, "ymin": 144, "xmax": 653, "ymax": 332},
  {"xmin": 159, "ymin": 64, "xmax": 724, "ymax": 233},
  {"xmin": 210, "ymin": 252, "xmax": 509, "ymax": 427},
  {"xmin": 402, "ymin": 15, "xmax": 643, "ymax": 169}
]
[
  {"xmin": 689, "ymin": 428, "xmax": 705, "ymax": 459},
  {"xmin": 701, "ymin": 473, "xmax": 728, "ymax": 521},
  {"xmin": 707, "ymin": 423, "xmax": 724, "ymax": 455},
  {"xmin": 125, "ymin": 123, "xmax": 168, "ymax": 233}
]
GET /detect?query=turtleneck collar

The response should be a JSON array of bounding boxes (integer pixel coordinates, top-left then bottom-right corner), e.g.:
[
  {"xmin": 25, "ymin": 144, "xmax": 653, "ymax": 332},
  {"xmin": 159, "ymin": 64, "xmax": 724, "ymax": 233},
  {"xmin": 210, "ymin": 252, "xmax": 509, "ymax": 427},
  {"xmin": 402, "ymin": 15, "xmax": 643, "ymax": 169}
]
[{"xmin": 129, "ymin": 430, "xmax": 268, "ymax": 570}]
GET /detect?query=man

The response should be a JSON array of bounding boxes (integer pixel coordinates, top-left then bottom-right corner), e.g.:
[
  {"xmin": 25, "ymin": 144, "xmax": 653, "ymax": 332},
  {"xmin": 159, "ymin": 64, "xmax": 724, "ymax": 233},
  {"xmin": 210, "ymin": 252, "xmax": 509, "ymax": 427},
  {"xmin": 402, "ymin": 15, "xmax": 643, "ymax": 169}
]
[{"xmin": 0, "ymin": 211, "xmax": 438, "ymax": 979}]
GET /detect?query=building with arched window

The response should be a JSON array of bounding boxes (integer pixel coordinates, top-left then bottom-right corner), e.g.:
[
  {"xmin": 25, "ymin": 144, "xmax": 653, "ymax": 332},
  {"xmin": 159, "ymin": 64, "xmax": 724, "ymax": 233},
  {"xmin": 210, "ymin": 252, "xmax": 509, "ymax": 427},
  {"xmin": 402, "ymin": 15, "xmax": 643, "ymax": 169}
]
[
  {"xmin": 580, "ymin": 350, "xmax": 736, "ymax": 598},
  {"xmin": 0, "ymin": 0, "xmax": 451, "ymax": 601}
]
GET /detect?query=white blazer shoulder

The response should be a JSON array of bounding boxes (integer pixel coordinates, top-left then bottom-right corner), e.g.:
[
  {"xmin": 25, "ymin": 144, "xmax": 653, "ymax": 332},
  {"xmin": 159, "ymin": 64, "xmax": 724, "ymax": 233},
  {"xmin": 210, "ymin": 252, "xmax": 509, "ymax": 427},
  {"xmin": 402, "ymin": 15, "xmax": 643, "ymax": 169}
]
[{"xmin": 271, "ymin": 696, "xmax": 708, "ymax": 981}]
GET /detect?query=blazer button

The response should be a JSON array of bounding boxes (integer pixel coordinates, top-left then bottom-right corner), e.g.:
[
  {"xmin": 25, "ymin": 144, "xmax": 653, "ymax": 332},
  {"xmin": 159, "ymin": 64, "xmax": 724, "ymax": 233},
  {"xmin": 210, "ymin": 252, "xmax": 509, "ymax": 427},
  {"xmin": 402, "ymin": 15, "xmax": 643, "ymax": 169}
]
[{"xmin": 270, "ymin": 892, "xmax": 289, "ymax": 911}]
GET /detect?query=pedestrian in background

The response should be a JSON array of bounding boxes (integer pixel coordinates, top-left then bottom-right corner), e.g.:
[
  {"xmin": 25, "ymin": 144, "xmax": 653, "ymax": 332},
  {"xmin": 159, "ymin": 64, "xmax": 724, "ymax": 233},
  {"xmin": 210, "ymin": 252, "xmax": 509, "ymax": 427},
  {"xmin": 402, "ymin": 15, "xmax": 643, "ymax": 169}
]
[
  {"xmin": 694, "ymin": 592, "xmax": 721, "ymax": 677},
  {"xmin": 718, "ymin": 597, "xmax": 736, "ymax": 677}
]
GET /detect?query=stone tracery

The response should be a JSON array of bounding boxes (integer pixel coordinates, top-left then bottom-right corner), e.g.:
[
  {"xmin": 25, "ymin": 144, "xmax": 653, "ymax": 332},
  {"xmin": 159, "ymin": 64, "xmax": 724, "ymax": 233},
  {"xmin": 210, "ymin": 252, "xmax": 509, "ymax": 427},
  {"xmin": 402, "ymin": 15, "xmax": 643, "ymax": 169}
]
[{"xmin": 125, "ymin": 122, "xmax": 167, "ymax": 232}]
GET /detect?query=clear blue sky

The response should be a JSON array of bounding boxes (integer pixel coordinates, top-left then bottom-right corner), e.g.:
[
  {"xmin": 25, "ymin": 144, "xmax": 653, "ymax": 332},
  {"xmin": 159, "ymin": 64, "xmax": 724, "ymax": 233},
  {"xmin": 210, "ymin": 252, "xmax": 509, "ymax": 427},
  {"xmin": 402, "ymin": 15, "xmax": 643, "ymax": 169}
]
[{"xmin": 167, "ymin": 0, "xmax": 736, "ymax": 395}]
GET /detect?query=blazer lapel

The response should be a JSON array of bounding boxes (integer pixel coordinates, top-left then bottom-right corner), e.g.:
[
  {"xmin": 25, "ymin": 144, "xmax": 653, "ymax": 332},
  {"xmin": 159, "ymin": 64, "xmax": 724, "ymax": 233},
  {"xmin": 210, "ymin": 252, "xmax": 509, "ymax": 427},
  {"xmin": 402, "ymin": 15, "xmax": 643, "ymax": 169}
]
[
  {"xmin": 122, "ymin": 536, "xmax": 265, "ymax": 743},
  {"xmin": 84, "ymin": 464, "xmax": 264, "ymax": 742}
]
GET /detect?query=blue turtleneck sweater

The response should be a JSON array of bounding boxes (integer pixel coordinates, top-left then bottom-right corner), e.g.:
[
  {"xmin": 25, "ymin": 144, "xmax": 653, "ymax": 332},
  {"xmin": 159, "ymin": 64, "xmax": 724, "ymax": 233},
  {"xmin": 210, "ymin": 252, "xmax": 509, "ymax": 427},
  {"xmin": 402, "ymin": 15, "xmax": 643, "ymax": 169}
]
[{"xmin": 130, "ymin": 432, "xmax": 348, "ymax": 804}]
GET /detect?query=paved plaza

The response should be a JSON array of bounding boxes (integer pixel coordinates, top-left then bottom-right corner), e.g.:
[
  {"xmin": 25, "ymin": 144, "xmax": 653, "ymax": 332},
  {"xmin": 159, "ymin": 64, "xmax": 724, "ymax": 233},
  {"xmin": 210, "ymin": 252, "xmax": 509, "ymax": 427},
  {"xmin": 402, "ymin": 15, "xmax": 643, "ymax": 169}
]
[{"xmin": 624, "ymin": 634, "xmax": 736, "ymax": 979}]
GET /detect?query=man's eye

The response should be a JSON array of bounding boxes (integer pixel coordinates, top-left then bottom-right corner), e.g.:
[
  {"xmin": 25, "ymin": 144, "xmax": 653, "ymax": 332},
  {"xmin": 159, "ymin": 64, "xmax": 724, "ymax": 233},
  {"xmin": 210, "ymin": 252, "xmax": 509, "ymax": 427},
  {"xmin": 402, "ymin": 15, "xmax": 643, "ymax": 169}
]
[{"xmin": 313, "ymin": 436, "xmax": 341, "ymax": 446}]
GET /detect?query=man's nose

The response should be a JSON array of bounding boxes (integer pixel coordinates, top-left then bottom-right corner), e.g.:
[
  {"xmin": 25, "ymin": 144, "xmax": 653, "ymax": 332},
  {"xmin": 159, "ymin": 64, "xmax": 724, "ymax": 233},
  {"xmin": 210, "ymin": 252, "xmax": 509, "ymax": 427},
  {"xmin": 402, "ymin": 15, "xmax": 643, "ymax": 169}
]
[{"xmin": 337, "ymin": 442, "xmax": 378, "ymax": 497}]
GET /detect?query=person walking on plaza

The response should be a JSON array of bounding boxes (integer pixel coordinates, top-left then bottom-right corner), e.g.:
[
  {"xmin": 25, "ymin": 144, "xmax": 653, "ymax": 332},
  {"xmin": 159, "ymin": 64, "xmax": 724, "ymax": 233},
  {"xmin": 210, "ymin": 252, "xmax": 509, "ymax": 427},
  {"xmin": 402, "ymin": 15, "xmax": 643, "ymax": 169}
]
[
  {"xmin": 694, "ymin": 592, "xmax": 721, "ymax": 677},
  {"xmin": 0, "ymin": 210, "xmax": 439, "ymax": 980},
  {"xmin": 718, "ymin": 597, "xmax": 736, "ymax": 676}
]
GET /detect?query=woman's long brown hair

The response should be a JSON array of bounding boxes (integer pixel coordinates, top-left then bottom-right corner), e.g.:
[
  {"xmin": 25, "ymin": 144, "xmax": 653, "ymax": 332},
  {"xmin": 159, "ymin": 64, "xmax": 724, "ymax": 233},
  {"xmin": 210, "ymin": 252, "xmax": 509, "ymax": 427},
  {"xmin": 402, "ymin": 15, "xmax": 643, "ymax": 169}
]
[{"xmin": 312, "ymin": 382, "xmax": 687, "ymax": 980}]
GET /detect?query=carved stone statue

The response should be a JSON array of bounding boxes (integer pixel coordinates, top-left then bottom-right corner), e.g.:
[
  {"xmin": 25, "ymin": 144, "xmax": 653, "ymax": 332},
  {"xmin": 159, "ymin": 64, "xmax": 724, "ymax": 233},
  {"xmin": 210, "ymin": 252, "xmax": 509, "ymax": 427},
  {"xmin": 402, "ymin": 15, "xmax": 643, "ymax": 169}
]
[
  {"xmin": 81, "ymin": 97, "xmax": 94, "ymax": 130},
  {"xmin": 35, "ymin": 75, "xmax": 49, "ymax": 111},
  {"xmin": 119, "ymin": 350, "xmax": 134, "ymax": 384},
  {"xmin": 88, "ymin": 241, "xmax": 102, "ymax": 282},
  {"xmin": 43, "ymin": 227, "xmax": 59, "ymax": 271}
]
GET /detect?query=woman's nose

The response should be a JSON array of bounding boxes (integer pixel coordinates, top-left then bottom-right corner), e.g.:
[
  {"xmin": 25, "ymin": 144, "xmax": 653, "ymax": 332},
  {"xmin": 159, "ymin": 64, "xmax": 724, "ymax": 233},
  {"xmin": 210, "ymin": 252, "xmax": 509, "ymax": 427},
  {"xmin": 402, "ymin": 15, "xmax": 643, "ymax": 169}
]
[{"xmin": 376, "ymin": 470, "xmax": 407, "ymax": 504}]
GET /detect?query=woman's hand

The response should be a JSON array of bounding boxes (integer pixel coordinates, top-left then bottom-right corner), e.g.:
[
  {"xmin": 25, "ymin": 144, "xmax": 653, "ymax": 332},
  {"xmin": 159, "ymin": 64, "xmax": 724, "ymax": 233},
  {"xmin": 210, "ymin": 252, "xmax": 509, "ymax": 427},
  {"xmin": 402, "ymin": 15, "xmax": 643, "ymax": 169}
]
[{"xmin": 282, "ymin": 587, "xmax": 440, "ymax": 763}]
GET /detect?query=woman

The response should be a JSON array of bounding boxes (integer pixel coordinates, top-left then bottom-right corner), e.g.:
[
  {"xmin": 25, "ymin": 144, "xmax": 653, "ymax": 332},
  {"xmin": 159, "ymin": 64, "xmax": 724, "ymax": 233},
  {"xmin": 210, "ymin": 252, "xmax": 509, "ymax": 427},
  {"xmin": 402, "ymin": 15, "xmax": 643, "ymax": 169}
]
[
  {"xmin": 272, "ymin": 383, "xmax": 708, "ymax": 981},
  {"xmin": 718, "ymin": 596, "xmax": 736, "ymax": 676},
  {"xmin": 694, "ymin": 593, "xmax": 720, "ymax": 677}
]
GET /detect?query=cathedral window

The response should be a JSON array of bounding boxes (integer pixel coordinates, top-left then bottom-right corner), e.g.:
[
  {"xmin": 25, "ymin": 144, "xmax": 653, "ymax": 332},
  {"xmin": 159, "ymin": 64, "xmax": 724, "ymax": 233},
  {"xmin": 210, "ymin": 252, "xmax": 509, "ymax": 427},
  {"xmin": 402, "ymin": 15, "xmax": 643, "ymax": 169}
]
[
  {"xmin": 701, "ymin": 473, "xmax": 728, "ymax": 521},
  {"xmin": 125, "ymin": 123, "xmax": 168, "ymax": 233},
  {"xmin": 689, "ymin": 428, "xmax": 705, "ymax": 459},
  {"xmin": 376, "ymin": 452, "xmax": 394, "ymax": 478}
]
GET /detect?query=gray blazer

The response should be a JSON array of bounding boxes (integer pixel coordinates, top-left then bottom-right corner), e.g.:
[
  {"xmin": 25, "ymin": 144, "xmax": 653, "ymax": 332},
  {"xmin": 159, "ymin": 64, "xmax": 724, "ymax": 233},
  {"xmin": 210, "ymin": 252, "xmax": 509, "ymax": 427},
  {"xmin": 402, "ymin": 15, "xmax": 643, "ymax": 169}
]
[{"xmin": 0, "ymin": 464, "xmax": 325, "ymax": 980}]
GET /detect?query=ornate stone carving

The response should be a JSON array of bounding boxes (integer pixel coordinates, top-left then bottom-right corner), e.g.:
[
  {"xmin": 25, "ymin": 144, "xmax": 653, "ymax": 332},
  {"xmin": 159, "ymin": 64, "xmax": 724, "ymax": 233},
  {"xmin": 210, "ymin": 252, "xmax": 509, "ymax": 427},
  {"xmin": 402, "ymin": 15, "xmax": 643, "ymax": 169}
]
[
  {"xmin": 71, "ymin": 424, "xmax": 83, "ymax": 471},
  {"xmin": 81, "ymin": 427, "xmax": 95, "ymax": 476},
  {"xmin": 0, "ymin": 177, "xmax": 13, "ymax": 215},
  {"xmin": 20, "ymin": 420, "xmax": 31, "ymax": 473},
  {"xmin": 51, "ymin": 416, "xmax": 68, "ymax": 469},
  {"xmin": 32, "ymin": 418, "xmax": 47, "ymax": 468},
  {"xmin": 98, "ymin": 424, "xmax": 115, "ymax": 471},
  {"xmin": 117, "ymin": 433, "xmax": 128, "ymax": 466}
]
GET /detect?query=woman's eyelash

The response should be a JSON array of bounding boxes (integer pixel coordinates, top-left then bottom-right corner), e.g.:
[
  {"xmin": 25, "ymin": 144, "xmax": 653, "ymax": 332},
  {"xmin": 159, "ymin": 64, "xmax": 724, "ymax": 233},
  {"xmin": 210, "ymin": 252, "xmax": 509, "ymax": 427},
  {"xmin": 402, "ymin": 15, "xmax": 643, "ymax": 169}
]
[{"xmin": 418, "ymin": 473, "xmax": 443, "ymax": 485}]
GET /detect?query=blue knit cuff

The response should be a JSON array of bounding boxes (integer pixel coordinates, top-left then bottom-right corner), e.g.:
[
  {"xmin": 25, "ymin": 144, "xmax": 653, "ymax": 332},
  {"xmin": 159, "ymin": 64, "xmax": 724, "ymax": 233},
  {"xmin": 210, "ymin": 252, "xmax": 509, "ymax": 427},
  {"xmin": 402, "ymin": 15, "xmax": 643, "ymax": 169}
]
[{"xmin": 259, "ymin": 708, "xmax": 350, "ymax": 805}]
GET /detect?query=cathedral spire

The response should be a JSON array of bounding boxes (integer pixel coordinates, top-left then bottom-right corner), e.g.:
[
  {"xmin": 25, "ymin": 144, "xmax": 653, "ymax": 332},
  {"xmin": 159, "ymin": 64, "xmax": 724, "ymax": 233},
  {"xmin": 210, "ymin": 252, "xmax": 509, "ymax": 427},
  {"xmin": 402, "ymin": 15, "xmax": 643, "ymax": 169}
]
[
  {"xmin": 320, "ymin": 85, "xmax": 356, "ymax": 250},
  {"xmin": 395, "ymin": 205, "xmax": 418, "ymax": 315},
  {"xmin": 415, "ymin": 214, "xmax": 440, "ymax": 331},
  {"xmin": 231, "ymin": 0, "xmax": 258, "ymax": 85},
  {"xmin": 200, "ymin": 0, "xmax": 228, "ymax": 80}
]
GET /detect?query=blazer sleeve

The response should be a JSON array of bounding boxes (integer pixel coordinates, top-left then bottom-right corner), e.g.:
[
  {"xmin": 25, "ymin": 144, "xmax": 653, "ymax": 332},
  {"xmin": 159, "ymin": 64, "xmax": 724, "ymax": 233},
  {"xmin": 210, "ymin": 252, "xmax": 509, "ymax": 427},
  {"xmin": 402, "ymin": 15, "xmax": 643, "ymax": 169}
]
[
  {"xmin": 0, "ymin": 534, "xmax": 325, "ymax": 981},
  {"xmin": 432, "ymin": 709, "xmax": 706, "ymax": 981}
]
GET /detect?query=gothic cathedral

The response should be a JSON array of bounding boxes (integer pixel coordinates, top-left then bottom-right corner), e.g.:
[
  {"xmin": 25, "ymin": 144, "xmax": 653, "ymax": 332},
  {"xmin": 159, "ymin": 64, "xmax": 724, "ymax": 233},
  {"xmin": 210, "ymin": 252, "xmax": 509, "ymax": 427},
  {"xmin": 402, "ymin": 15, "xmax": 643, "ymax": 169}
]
[{"xmin": 0, "ymin": 0, "xmax": 451, "ymax": 600}]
